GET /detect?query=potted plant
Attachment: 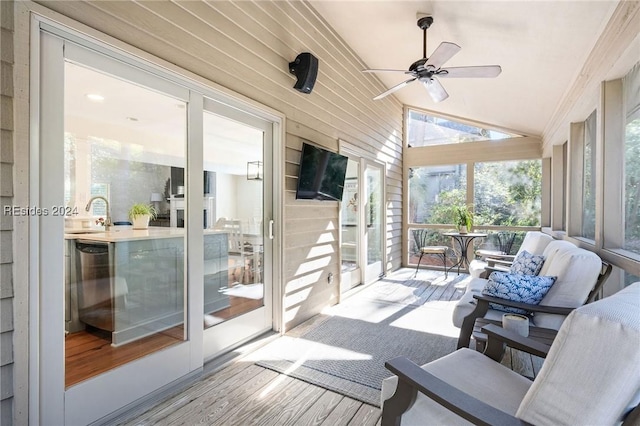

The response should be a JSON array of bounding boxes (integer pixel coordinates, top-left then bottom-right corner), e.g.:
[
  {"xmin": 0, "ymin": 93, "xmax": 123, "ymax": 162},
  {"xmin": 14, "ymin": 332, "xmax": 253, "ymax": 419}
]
[
  {"xmin": 453, "ymin": 204, "xmax": 473, "ymax": 234},
  {"xmin": 128, "ymin": 203, "xmax": 157, "ymax": 229}
]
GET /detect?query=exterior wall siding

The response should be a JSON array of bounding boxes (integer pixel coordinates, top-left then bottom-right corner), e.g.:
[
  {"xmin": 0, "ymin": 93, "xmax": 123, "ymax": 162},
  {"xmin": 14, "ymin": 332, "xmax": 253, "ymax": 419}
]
[{"xmin": 0, "ymin": 1, "xmax": 14, "ymax": 424}]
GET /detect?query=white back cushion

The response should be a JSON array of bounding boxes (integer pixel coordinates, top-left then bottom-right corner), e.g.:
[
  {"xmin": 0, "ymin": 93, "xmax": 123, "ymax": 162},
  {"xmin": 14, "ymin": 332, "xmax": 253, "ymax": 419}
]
[
  {"xmin": 535, "ymin": 243, "xmax": 601, "ymax": 329},
  {"xmin": 516, "ymin": 283, "xmax": 640, "ymax": 425},
  {"xmin": 539, "ymin": 246, "xmax": 601, "ymax": 307},
  {"xmin": 538, "ymin": 240, "xmax": 576, "ymax": 275},
  {"xmin": 518, "ymin": 231, "xmax": 554, "ymax": 256}
]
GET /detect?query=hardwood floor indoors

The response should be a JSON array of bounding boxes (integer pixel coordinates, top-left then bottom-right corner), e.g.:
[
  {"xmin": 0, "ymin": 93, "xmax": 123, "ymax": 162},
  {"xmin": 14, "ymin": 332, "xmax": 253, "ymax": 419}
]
[{"xmin": 66, "ymin": 282, "xmax": 263, "ymax": 388}]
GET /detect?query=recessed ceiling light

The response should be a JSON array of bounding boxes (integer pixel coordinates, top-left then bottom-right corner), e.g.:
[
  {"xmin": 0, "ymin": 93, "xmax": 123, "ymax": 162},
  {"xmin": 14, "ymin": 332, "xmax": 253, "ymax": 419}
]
[
  {"xmin": 125, "ymin": 117, "xmax": 139, "ymax": 122},
  {"xmin": 85, "ymin": 93, "xmax": 105, "ymax": 102}
]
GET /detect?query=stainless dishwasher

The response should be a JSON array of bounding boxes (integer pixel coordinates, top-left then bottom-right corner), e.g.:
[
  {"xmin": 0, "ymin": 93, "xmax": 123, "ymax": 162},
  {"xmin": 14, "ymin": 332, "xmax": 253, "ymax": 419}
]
[{"xmin": 75, "ymin": 240, "xmax": 113, "ymax": 332}]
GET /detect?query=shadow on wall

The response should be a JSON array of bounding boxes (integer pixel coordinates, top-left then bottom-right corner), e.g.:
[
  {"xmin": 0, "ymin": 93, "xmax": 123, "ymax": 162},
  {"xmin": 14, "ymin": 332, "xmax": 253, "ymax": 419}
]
[{"xmin": 283, "ymin": 209, "xmax": 341, "ymax": 330}]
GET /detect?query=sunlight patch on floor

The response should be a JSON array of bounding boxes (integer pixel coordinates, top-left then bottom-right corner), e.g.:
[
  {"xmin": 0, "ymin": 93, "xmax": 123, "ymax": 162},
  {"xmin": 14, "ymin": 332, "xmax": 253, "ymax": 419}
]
[
  {"xmin": 244, "ymin": 335, "xmax": 372, "ymax": 363},
  {"xmin": 421, "ymin": 300, "xmax": 460, "ymax": 310},
  {"xmin": 324, "ymin": 299, "xmax": 407, "ymax": 324},
  {"xmin": 258, "ymin": 370, "xmax": 291, "ymax": 399},
  {"xmin": 389, "ymin": 306, "xmax": 460, "ymax": 338}
]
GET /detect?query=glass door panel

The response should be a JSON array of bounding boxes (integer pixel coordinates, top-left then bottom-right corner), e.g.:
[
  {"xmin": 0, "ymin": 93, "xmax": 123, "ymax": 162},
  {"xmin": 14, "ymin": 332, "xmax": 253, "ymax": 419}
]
[
  {"xmin": 63, "ymin": 61, "xmax": 187, "ymax": 387},
  {"xmin": 36, "ymin": 37, "xmax": 197, "ymax": 425},
  {"xmin": 365, "ymin": 162, "xmax": 384, "ymax": 283},
  {"xmin": 201, "ymin": 101, "xmax": 273, "ymax": 359},
  {"xmin": 202, "ymin": 111, "xmax": 264, "ymax": 327},
  {"xmin": 340, "ymin": 158, "xmax": 361, "ymax": 292}
]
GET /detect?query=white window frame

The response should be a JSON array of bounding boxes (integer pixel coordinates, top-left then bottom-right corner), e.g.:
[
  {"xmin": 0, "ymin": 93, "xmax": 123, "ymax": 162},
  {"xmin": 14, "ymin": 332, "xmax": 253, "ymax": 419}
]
[
  {"xmin": 601, "ymin": 74, "xmax": 640, "ymax": 269},
  {"xmin": 567, "ymin": 109, "xmax": 598, "ymax": 246},
  {"xmin": 403, "ymin": 107, "xmax": 544, "ymax": 268}
]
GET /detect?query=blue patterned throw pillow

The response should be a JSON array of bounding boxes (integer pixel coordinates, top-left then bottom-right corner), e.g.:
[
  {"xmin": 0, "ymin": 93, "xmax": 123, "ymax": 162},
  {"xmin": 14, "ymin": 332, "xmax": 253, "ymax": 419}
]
[
  {"xmin": 482, "ymin": 271, "xmax": 557, "ymax": 314},
  {"xmin": 510, "ymin": 250, "xmax": 545, "ymax": 275}
]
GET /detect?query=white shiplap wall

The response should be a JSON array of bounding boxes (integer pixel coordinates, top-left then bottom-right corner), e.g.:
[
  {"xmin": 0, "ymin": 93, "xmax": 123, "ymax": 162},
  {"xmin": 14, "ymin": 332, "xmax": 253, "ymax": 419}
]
[{"xmin": 33, "ymin": 0, "xmax": 404, "ymax": 330}]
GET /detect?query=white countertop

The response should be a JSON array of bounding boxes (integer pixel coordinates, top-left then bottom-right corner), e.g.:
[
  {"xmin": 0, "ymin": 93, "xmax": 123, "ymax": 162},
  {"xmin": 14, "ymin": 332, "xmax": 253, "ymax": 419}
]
[{"xmin": 64, "ymin": 226, "xmax": 230, "ymax": 243}]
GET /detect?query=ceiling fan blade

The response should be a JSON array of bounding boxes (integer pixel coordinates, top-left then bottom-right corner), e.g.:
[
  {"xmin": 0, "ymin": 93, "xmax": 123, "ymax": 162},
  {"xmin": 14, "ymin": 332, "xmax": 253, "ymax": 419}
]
[
  {"xmin": 424, "ymin": 42, "xmax": 461, "ymax": 69},
  {"xmin": 362, "ymin": 69, "xmax": 413, "ymax": 74},
  {"xmin": 438, "ymin": 65, "xmax": 502, "ymax": 78},
  {"xmin": 422, "ymin": 78, "xmax": 449, "ymax": 103},
  {"xmin": 373, "ymin": 78, "xmax": 416, "ymax": 100}
]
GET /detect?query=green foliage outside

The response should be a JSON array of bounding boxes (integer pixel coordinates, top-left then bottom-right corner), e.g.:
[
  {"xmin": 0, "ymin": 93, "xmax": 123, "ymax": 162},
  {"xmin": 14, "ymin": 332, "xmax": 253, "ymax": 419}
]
[
  {"xmin": 474, "ymin": 160, "xmax": 541, "ymax": 226},
  {"xmin": 410, "ymin": 160, "xmax": 542, "ymax": 229},
  {"xmin": 625, "ymin": 118, "xmax": 640, "ymax": 253}
]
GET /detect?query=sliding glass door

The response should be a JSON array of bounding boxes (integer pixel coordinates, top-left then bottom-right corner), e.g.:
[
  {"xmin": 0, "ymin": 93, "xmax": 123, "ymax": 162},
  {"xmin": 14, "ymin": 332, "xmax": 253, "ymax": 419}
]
[{"xmin": 35, "ymin": 27, "xmax": 277, "ymax": 424}]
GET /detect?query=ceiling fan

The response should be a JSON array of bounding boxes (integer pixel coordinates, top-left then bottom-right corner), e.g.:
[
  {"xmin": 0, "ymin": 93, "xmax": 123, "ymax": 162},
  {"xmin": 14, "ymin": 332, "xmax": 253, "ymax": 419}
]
[{"xmin": 363, "ymin": 16, "xmax": 502, "ymax": 103}]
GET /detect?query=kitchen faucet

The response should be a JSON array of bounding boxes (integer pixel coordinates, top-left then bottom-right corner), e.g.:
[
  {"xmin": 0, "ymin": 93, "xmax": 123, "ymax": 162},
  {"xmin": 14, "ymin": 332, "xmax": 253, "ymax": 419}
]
[{"xmin": 85, "ymin": 196, "xmax": 111, "ymax": 231}]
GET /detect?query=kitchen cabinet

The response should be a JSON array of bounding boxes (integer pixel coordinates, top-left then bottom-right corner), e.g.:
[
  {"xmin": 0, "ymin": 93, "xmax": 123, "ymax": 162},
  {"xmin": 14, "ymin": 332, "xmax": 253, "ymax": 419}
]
[
  {"xmin": 65, "ymin": 239, "xmax": 85, "ymax": 333},
  {"xmin": 204, "ymin": 234, "xmax": 229, "ymax": 314}
]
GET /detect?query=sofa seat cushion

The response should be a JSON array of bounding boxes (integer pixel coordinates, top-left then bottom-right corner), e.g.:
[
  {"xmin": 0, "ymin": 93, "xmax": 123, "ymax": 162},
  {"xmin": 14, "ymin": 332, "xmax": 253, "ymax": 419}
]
[
  {"xmin": 482, "ymin": 272, "xmax": 557, "ymax": 314},
  {"xmin": 451, "ymin": 277, "xmax": 504, "ymax": 329},
  {"xmin": 381, "ymin": 349, "xmax": 532, "ymax": 425}
]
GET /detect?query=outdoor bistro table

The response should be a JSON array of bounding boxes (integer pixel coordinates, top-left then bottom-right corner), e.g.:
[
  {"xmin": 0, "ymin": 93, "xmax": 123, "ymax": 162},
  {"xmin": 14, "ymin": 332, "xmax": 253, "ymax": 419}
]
[{"xmin": 442, "ymin": 232, "xmax": 488, "ymax": 274}]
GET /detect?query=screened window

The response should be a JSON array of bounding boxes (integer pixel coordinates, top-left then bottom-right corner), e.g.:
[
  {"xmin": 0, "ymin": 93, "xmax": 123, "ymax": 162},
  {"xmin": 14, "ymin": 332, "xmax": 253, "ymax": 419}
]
[
  {"xmin": 582, "ymin": 110, "xmax": 597, "ymax": 240},
  {"xmin": 407, "ymin": 109, "xmax": 519, "ymax": 147},
  {"xmin": 409, "ymin": 164, "xmax": 466, "ymax": 224},
  {"xmin": 474, "ymin": 160, "xmax": 542, "ymax": 227},
  {"xmin": 624, "ymin": 63, "xmax": 640, "ymax": 255}
]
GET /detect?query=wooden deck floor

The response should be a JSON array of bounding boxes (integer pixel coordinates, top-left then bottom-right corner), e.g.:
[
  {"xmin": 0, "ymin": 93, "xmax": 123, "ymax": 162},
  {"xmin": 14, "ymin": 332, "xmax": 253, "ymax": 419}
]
[{"xmin": 120, "ymin": 269, "xmax": 541, "ymax": 426}]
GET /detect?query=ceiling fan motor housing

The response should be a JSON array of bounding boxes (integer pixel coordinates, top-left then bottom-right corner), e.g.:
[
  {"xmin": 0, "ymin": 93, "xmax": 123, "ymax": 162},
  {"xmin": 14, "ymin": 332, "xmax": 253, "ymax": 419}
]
[
  {"xmin": 409, "ymin": 59, "xmax": 435, "ymax": 79},
  {"xmin": 417, "ymin": 16, "xmax": 433, "ymax": 30}
]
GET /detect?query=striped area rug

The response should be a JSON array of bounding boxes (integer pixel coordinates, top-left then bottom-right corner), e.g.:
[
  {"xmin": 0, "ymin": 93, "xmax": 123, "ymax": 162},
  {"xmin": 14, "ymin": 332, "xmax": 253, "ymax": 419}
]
[{"xmin": 255, "ymin": 271, "xmax": 465, "ymax": 406}]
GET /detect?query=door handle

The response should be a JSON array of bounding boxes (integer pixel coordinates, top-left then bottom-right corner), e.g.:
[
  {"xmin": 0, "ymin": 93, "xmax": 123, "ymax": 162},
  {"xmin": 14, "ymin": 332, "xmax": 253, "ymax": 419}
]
[{"xmin": 268, "ymin": 220, "xmax": 274, "ymax": 240}]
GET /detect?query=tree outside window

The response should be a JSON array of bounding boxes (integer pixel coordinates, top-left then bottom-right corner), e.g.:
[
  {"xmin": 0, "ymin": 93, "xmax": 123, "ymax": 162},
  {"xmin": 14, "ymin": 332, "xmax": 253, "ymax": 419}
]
[
  {"xmin": 582, "ymin": 110, "xmax": 597, "ymax": 240},
  {"xmin": 625, "ymin": 117, "xmax": 640, "ymax": 254},
  {"xmin": 408, "ymin": 161, "xmax": 541, "ymax": 227},
  {"xmin": 474, "ymin": 160, "xmax": 541, "ymax": 227}
]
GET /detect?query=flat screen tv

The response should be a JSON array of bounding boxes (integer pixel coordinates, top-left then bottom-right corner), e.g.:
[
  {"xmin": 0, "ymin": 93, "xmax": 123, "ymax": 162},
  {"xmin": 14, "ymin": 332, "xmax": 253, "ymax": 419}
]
[{"xmin": 296, "ymin": 142, "xmax": 348, "ymax": 201}]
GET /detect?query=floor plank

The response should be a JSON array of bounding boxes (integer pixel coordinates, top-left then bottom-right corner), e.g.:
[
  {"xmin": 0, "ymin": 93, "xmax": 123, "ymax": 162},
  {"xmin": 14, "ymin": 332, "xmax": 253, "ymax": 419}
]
[
  {"xmin": 511, "ymin": 348, "xmax": 535, "ymax": 379},
  {"xmin": 133, "ymin": 362, "xmax": 259, "ymax": 426},
  {"xmin": 287, "ymin": 390, "xmax": 345, "ymax": 426},
  {"xmin": 249, "ymin": 380, "xmax": 327, "ymax": 425},
  {"xmin": 210, "ymin": 375, "xmax": 306, "ymax": 425},
  {"xmin": 166, "ymin": 368, "xmax": 282, "ymax": 426},
  {"xmin": 320, "ymin": 397, "xmax": 362, "ymax": 426},
  {"xmin": 350, "ymin": 403, "xmax": 382, "ymax": 426}
]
